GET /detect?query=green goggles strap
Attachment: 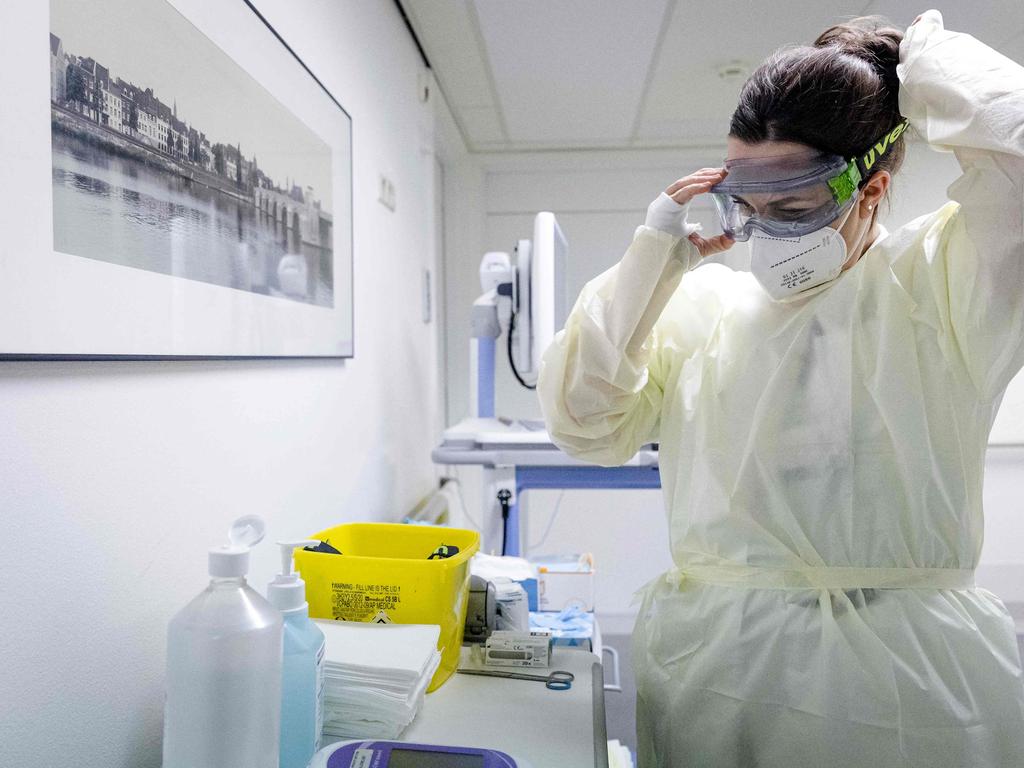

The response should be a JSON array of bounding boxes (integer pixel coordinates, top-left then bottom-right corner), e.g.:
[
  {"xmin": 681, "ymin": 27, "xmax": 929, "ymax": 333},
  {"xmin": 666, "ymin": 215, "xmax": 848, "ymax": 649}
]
[{"xmin": 827, "ymin": 118, "xmax": 910, "ymax": 205}]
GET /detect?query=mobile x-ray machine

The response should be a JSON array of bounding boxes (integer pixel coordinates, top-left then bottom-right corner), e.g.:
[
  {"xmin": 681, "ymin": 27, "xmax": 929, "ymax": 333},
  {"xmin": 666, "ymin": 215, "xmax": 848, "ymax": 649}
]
[{"xmin": 432, "ymin": 212, "xmax": 662, "ymax": 558}]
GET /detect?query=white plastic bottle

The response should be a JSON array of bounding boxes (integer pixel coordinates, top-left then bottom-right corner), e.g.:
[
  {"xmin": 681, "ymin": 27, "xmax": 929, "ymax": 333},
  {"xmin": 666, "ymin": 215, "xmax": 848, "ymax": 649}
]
[
  {"xmin": 268, "ymin": 541, "xmax": 327, "ymax": 768},
  {"xmin": 162, "ymin": 515, "xmax": 283, "ymax": 768}
]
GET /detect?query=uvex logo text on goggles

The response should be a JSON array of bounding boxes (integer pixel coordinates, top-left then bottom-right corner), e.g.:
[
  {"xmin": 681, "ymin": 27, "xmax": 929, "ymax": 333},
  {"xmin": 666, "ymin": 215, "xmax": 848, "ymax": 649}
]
[{"xmin": 858, "ymin": 119, "xmax": 910, "ymax": 174}]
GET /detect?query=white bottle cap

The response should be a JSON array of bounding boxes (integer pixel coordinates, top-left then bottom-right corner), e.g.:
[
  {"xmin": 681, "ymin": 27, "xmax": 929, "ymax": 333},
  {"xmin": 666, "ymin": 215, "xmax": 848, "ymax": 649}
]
[
  {"xmin": 208, "ymin": 515, "xmax": 266, "ymax": 578},
  {"xmin": 267, "ymin": 540, "xmax": 320, "ymax": 612}
]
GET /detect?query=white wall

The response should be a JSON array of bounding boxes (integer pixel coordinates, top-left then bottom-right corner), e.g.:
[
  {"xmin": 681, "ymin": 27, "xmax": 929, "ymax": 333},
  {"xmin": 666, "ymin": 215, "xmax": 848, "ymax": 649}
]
[
  {"xmin": 0, "ymin": 2, "xmax": 467, "ymax": 766},
  {"xmin": 442, "ymin": 139, "xmax": 1024, "ymax": 634}
]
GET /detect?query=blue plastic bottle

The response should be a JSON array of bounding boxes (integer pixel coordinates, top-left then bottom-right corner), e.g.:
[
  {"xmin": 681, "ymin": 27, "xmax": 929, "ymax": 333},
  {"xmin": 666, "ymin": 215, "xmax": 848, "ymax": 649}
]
[{"xmin": 268, "ymin": 541, "xmax": 326, "ymax": 768}]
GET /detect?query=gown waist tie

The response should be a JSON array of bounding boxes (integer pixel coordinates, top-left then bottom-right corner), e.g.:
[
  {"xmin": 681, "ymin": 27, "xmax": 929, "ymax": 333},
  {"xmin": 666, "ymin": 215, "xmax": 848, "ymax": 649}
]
[{"xmin": 650, "ymin": 563, "xmax": 976, "ymax": 592}]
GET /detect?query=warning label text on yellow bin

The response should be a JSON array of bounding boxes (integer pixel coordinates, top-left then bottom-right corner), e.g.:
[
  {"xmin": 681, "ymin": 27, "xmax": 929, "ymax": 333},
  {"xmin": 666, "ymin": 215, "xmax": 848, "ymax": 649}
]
[{"xmin": 331, "ymin": 582, "xmax": 402, "ymax": 622}]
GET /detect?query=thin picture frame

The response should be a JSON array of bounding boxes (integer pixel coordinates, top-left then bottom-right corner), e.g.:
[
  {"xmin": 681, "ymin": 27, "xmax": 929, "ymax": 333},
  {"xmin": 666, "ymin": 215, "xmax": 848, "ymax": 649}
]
[{"xmin": 0, "ymin": 0, "xmax": 354, "ymax": 359}]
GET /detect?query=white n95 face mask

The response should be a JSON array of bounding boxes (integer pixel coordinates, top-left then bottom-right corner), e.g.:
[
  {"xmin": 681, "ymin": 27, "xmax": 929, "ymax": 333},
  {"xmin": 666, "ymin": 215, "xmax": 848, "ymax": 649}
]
[{"xmin": 749, "ymin": 202, "xmax": 857, "ymax": 301}]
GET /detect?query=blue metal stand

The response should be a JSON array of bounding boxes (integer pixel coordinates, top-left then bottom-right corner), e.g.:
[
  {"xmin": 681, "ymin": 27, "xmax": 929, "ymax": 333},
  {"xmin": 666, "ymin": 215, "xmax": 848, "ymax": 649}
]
[{"xmin": 477, "ymin": 337, "xmax": 496, "ymax": 419}]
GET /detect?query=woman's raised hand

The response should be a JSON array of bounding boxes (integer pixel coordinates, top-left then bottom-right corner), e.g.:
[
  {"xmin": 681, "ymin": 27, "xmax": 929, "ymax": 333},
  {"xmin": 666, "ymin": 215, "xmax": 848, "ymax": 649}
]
[
  {"xmin": 665, "ymin": 167, "xmax": 728, "ymax": 205},
  {"xmin": 646, "ymin": 168, "xmax": 734, "ymax": 258}
]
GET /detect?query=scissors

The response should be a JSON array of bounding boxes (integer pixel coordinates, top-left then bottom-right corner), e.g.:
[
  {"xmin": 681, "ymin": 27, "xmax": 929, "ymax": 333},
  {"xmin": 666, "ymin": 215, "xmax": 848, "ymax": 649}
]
[{"xmin": 456, "ymin": 668, "xmax": 575, "ymax": 691}]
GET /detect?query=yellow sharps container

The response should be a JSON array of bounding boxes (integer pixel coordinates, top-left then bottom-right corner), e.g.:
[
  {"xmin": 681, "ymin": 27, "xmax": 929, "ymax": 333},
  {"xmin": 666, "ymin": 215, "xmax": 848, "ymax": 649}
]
[{"xmin": 293, "ymin": 523, "xmax": 480, "ymax": 692}]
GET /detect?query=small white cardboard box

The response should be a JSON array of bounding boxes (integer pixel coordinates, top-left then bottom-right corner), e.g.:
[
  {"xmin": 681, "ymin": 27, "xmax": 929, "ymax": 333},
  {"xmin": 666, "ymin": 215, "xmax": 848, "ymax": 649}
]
[{"xmin": 534, "ymin": 553, "xmax": 595, "ymax": 612}]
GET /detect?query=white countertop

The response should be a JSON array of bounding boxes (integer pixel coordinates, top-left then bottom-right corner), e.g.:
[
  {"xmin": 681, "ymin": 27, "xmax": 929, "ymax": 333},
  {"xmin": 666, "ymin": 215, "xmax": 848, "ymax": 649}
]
[{"xmin": 404, "ymin": 646, "xmax": 608, "ymax": 768}]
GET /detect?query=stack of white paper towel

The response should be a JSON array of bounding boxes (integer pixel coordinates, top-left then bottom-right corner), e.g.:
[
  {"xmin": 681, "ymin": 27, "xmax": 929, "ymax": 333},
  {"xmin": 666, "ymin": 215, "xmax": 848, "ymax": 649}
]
[{"xmin": 315, "ymin": 620, "xmax": 441, "ymax": 740}]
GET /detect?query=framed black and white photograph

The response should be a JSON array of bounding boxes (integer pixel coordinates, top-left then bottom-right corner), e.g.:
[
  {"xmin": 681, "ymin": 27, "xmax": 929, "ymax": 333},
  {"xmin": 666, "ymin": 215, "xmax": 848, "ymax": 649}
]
[{"xmin": 0, "ymin": 0, "xmax": 353, "ymax": 357}]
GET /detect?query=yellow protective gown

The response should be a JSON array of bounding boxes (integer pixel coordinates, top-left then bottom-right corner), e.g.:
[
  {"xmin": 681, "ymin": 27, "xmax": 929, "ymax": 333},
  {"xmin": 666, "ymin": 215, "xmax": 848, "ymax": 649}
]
[{"xmin": 538, "ymin": 11, "xmax": 1024, "ymax": 767}]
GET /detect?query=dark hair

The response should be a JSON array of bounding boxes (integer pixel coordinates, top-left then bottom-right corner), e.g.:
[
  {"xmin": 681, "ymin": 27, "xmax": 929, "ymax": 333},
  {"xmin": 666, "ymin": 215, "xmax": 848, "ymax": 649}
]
[{"xmin": 729, "ymin": 16, "xmax": 906, "ymax": 182}]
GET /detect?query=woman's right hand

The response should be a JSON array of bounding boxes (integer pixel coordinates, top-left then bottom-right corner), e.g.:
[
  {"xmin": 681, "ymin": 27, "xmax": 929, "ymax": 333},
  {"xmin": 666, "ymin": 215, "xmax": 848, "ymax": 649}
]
[{"xmin": 645, "ymin": 168, "xmax": 734, "ymax": 258}]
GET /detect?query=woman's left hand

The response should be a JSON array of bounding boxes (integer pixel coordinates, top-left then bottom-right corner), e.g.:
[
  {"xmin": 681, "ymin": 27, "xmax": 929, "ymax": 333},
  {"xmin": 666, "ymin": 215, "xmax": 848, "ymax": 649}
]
[{"xmin": 687, "ymin": 229, "xmax": 735, "ymax": 259}]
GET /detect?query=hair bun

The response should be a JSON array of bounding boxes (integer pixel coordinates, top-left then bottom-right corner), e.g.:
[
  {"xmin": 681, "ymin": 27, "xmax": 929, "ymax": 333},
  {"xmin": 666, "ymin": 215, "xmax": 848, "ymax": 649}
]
[{"xmin": 814, "ymin": 15, "xmax": 902, "ymax": 85}]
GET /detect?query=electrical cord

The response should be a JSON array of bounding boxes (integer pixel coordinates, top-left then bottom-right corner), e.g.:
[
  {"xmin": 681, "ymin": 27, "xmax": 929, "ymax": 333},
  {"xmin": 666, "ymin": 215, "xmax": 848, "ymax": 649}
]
[
  {"xmin": 441, "ymin": 469, "xmax": 484, "ymax": 532},
  {"xmin": 507, "ymin": 310, "xmax": 536, "ymax": 390},
  {"xmin": 528, "ymin": 490, "xmax": 567, "ymax": 552},
  {"xmin": 497, "ymin": 489, "xmax": 513, "ymax": 556}
]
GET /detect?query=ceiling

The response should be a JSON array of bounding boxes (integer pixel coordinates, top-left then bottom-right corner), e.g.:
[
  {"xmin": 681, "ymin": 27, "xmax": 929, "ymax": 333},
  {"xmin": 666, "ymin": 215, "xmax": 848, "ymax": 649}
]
[{"xmin": 400, "ymin": 0, "xmax": 1024, "ymax": 153}]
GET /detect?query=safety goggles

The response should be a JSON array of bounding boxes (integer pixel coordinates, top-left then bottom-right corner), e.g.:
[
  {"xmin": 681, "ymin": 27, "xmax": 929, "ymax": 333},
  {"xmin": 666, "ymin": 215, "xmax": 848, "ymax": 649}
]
[{"xmin": 710, "ymin": 120, "xmax": 909, "ymax": 242}]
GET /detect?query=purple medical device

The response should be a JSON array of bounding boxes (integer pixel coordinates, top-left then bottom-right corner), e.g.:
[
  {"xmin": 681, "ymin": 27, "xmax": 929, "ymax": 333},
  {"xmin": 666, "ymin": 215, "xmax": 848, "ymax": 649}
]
[{"xmin": 318, "ymin": 740, "xmax": 523, "ymax": 768}]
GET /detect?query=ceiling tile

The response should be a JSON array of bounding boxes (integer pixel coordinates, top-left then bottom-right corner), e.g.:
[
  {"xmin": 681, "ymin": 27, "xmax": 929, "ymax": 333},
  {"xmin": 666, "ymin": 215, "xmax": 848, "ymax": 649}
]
[
  {"xmin": 638, "ymin": 0, "xmax": 874, "ymax": 137},
  {"xmin": 472, "ymin": 0, "xmax": 670, "ymax": 143},
  {"xmin": 402, "ymin": 0, "xmax": 496, "ymax": 106},
  {"xmin": 863, "ymin": 0, "xmax": 1024, "ymax": 50}
]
